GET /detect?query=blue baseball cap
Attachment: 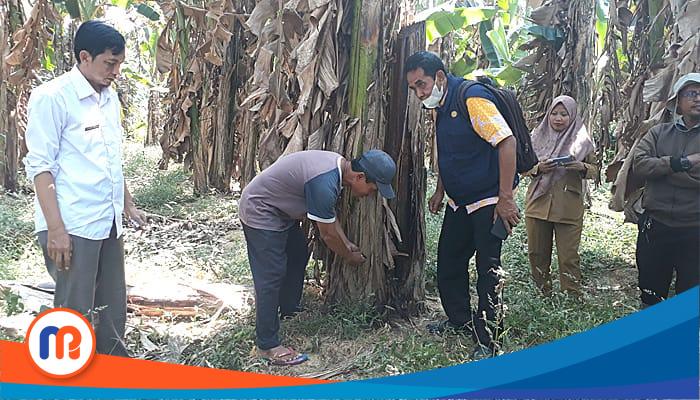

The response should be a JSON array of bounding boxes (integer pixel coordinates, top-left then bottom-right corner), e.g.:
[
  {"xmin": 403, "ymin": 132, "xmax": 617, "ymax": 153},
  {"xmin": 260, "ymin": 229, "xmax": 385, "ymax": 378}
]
[{"xmin": 356, "ymin": 150, "xmax": 397, "ymax": 199}]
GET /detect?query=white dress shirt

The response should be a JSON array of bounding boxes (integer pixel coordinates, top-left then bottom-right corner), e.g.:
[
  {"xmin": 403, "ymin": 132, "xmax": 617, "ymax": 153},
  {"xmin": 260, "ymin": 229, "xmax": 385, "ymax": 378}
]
[{"xmin": 24, "ymin": 66, "xmax": 125, "ymax": 240}]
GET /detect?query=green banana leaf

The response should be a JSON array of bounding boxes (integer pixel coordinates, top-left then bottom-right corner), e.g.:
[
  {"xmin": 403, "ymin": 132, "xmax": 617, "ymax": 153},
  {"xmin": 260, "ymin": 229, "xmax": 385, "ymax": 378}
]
[
  {"xmin": 479, "ymin": 20, "xmax": 501, "ymax": 68},
  {"xmin": 136, "ymin": 3, "xmax": 160, "ymax": 21},
  {"xmin": 64, "ymin": 0, "xmax": 81, "ymax": 18},
  {"xmin": 426, "ymin": 7, "xmax": 497, "ymax": 42},
  {"xmin": 42, "ymin": 41, "xmax": 56, "ymax": 72},
  {"xmin": 486, "ymin": 18, "xmax": 511, "ymax": 64},
  {"xmin": 494, "ymin": 65, "xmax": 523, "ymax": 85},
  {"xmin": 526, "ymin": 25, "xmax": 564, "ymax": 47},
  {"xmin": 595, "ymin": 0, "xmax": 608, "ymax": 53},
  {"xmin": 111, "ymin": 0, "xmax": 133, "ymax": 8},
  {"xmin": 451, "ymin": 57, "xmax": 477, "ymax": 77}
]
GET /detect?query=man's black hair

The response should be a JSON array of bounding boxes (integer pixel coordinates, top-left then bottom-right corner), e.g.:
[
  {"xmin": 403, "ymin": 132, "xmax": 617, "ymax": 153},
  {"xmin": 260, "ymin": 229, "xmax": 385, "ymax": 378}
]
[
  {"xmin": 350, "ymin": 159, "xmax": 375, "ymax": 183},
  {"xmin": 405, "ymin": 51, "xmax": 446, "ymax": 79},
  {"xmin": 74, "ymin": 20, "xmax": 125, "ymax": 63}
]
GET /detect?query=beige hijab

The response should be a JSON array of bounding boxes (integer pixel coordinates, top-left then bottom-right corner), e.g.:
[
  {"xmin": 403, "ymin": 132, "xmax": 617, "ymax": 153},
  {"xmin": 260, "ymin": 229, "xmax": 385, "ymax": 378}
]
[{"xmin": 529, "ymin": 95, "xmax": 595, "ymax": 201}]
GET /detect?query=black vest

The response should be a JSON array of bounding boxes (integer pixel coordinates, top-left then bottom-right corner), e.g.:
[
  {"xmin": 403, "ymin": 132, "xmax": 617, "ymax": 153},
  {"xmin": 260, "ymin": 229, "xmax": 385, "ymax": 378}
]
[{"xmin": 436, "ymin": 75, "xmax": 516, "ymax": 206}]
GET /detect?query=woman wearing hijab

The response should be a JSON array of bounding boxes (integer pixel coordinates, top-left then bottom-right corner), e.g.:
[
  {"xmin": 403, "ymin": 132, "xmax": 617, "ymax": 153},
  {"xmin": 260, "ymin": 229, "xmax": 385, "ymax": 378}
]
[{"xmin": 525, "ymin": 95, "xmax": 597, "ymax": 297}]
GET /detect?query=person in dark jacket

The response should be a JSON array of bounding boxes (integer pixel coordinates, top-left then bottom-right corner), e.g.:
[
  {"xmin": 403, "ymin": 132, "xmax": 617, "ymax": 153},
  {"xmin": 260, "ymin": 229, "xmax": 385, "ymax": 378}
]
[{"xmin": 632, "ymin": 72, "xmax": 700, "ymax": 308}]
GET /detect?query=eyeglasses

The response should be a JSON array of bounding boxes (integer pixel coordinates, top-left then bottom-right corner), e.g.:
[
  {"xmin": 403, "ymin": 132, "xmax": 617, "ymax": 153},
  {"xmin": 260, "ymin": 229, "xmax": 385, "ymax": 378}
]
[{"xmin": 679, "ymin": 90, "xmax": 700, "ymax": 99}]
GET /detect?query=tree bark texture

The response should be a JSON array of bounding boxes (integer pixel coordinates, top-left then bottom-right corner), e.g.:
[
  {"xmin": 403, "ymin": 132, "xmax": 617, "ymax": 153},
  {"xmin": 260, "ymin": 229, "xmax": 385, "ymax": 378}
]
[
  {"xmin": 239, "ymin": 0, "xmax": 427, "ymax": 313},
  {"xmin": 1, "ymin": 0, "xmax": 23, "ymax": 192}
]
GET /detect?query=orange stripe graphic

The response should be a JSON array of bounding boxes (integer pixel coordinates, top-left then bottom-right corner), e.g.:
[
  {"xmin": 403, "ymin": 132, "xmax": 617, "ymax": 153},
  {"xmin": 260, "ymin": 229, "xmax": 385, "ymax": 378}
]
[{"xmin": 1, "ymin": 341, "xmax": 330, "ymax": 389}]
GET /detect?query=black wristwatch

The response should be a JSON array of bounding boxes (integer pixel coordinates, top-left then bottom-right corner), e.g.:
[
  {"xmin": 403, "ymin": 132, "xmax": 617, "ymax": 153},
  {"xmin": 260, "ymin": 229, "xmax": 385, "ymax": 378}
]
[
  {"xmin": 671, "ymin": 156, "xmax": 692, "ymax": 172},
  {"xmin": 680, "ymin": 156, "xmax": 692, "ymax": 171}
]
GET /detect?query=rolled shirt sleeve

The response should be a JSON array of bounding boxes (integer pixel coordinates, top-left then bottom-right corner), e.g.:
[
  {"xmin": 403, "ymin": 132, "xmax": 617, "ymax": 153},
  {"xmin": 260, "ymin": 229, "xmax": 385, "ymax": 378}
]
[
  {"xmin": 466, "ymin": 97, "xmax": 513, "ymax": 147},
  {"xmin": 23, "ymin": 88, "xmax": 65, "ymax": 181}
]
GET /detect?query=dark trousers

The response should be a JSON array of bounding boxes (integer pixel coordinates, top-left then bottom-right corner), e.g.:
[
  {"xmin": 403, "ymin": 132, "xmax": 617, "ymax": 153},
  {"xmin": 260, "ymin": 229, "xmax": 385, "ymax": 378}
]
[
  {"xmin": 37, "ymin": 222, "xmax": 128, "ymax": 356},
  {"xmin": 242, "ymin": 222, "xmax": 309, "ymax": 350},
  {"xmin": 437, "ymin": 204, "xmax": 504, "ymax": 348},
  {"xmin": 636, "ymin": 214, "xmax": 699, "ymax": 306}
]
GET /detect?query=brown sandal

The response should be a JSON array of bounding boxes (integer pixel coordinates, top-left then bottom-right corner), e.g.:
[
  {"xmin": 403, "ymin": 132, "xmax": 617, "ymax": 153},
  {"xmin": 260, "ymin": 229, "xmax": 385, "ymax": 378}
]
[{"xmin": 259, "ymin": 346, "xmax": 309, "ymax": 366}]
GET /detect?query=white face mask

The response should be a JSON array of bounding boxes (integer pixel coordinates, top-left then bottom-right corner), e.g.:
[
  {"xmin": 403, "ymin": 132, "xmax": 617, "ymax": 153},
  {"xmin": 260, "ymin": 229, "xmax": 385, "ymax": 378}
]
[{"xmin": 422, "ymin": 81, "xmax": 444, "ymax": 109}]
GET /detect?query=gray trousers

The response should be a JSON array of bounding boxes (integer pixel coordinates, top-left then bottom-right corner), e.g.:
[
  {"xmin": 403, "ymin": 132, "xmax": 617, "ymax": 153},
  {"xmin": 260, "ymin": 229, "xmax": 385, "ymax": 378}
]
[
  {"xmin": 37, "ymin": 222, "xmax": 128, "ymax": 356},
  {"xmin": 242, "ymin": 222, "xmax": 309, "ymax": 350}
]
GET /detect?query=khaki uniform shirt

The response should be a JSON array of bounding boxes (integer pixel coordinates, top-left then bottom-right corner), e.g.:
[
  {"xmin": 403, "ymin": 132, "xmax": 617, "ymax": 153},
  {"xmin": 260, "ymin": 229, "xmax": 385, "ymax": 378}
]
[{"xmin": 524, "ymin": 153, "xmax": 598, "ymax": 225}]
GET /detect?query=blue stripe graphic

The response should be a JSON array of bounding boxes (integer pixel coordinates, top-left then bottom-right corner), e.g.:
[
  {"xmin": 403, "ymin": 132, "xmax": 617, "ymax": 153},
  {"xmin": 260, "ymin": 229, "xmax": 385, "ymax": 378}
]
[{"xmin": 2, "ymin": 287, "xmax": 697, "ymax": 399}]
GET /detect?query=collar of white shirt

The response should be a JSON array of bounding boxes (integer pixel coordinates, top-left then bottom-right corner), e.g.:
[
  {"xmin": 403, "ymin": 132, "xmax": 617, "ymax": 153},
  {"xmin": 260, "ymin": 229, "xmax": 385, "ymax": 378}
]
[{"xmin": 68, "ymin": 65, "xmax": 115, "ymax": 104}]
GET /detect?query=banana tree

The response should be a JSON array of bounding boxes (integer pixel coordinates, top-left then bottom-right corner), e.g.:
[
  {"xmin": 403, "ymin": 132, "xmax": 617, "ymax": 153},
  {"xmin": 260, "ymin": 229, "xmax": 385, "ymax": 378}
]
[
  {"xmin": 606, "ymin": 0, "xmax": 698, "ymax": 216},
  {"xmin": 0, "ymin": 0, "xmax": 25, "ymax": 191},
  {"xmin": 154, "ymin": 0, "xmax": 254, "ymax": 194},
  {"xmin": 50, "ymin": 0, "xmax": 99, "ymax": 19},
  {"xmin": 238, "ymin": 0, "xmax": 428, "ymax": 312},
  {"xmin": 424, "ymin": 1, "xmax": 559, "ymax": 87},
  {"xmin": 3, "ymin": 0, "xmax": 61, "ymax": 192}
]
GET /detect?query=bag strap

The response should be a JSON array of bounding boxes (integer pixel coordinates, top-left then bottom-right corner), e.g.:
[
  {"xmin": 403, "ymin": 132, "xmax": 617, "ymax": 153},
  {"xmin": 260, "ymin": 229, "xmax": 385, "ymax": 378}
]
[
  {"xmin": 455, "ymin": 80, "xmax": 480, "ymax": 124},
  {"xmin": 452, "ymin": 79, "xmax": 527, "ymax": 144}
]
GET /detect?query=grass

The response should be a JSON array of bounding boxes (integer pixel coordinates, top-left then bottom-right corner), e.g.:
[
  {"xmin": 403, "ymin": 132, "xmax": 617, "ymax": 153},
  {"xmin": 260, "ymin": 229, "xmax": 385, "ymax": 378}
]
[
  {"xmin": 0, "ymin": 190, "xmax": 38, "ymax": 280},
  {"xmin": 420, "ymin": 174, "xmax": 638, "ymax": 358},
  {"xmin": 122, "ymin": 145, "xmax": 197, "ymax": 216},
  {"xmin": 0, "ymin": 142, "xmax": 640, "ymax": 379},
  {"xmin": 171, "ymin": 288, "xmax": 481, "ymax": 378}
]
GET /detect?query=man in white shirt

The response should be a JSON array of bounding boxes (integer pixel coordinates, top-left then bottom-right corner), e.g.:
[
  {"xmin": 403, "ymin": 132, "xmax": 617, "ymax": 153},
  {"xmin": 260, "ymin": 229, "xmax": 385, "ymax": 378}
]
[{"xmin": 23, "ymin": 20, "xmax": 146, "ymax": 356}]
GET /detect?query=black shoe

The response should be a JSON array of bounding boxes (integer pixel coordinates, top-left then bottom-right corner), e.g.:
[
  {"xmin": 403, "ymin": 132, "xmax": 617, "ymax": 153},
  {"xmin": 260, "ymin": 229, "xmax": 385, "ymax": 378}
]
[
  {"xmin": 471, "ymin": 344, "xmax": 496, "ymax": 360},
  {"xmin": 426, "ymin": 320, "xmax": 472, "ymax": 335},
  {"xmin": 280, "ymin": 305, "xmax": 306, "ymax": 320}
]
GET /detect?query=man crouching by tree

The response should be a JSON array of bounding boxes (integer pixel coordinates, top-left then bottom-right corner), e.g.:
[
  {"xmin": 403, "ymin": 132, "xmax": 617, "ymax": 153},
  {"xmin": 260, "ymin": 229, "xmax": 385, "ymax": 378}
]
[
  {"xmin": 238, "ymin": 149, "xmax": 396, "ymax": 366},
  {"xmin": 23, "ymin": 20, "xmax": 146, "ymax": 356}
]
